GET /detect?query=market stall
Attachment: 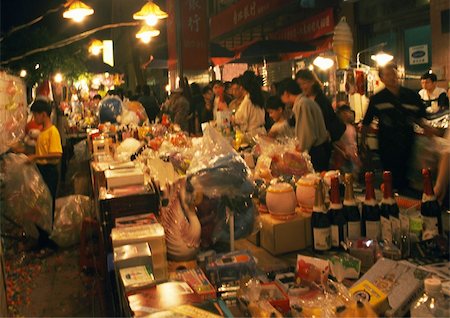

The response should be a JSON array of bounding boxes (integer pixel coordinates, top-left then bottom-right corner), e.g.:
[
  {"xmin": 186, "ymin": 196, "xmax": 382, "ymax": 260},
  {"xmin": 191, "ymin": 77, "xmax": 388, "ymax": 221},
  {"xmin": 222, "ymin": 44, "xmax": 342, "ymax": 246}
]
[{"xmin": 82, "ymin": 101, "xmax": 449, "ymax": 317}]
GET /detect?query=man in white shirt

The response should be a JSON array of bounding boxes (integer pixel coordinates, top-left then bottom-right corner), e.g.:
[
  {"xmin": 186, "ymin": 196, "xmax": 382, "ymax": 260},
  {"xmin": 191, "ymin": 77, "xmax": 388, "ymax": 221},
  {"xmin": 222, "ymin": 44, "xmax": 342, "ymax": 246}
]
[
  {"xmin": 419, "ymin": 72, "xmax": 449, "ymax": 113},
  {"xmin": 279, "ymin": 78, "xmax": 330, "ymax": 171}
]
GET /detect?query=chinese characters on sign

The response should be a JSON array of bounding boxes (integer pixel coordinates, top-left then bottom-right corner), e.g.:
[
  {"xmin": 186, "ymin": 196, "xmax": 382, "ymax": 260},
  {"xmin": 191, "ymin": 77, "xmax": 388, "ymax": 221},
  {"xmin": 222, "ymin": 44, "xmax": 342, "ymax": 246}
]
[
  {"xmin": 181, "ymin": 0, "xmax": 208, "ymax": 70},
  {"xmin": 210, "ymin": 0, "xmax": 290, "ymax": 39},
  {"xmin": 270, "ymin": 8, "xmax": 334, "ymax": 42}
]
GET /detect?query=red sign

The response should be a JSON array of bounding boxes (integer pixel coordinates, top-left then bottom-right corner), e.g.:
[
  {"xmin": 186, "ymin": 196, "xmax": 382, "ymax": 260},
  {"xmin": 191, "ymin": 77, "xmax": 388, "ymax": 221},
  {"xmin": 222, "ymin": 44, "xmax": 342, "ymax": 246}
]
[
  {"xmin": 180, "ymin": 0, "xmax": 209, "ymax": 70},
  {"xmin": 270, "ymin": 8, "xmax": 334, "ymax": 42},
  {"xmin": 167, "ymin": 0, "xmax": 177, "ymax": 73},
  {"xmin": 210, "ymin": 0, "xmax": 292, "ymax": 39}
]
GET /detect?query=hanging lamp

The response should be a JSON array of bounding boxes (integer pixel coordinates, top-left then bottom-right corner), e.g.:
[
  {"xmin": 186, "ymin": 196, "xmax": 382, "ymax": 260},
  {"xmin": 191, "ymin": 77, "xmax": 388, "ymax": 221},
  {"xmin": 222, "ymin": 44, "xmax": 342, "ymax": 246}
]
[
  {"xmin": 136, "ymin": 25, "xmax": 160, "ymax": 44},
  {"xmin": 133, "ymin": 1, "xmax": 168, "ymax": 26},
  {"xmin": 63, "ymin": 0, "xmax": 94, "ymax": 22}
]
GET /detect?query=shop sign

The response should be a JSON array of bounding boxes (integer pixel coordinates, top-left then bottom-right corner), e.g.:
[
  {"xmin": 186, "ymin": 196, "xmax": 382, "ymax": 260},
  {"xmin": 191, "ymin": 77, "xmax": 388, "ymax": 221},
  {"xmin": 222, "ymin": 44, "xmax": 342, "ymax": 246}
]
[
  {"xmin": 270, "ymin": 8, "xmax": 334, "ymax": 42},
  {"xmin": 167, "ymin": 0, "xmax": 177, "ymax": 74},
  {"xmin": 181, "ymin": 0, "xmax": 209, "ymax": 70},
  {"xmin": 210, "ymin": 0, "xmax": 291, "ymax": 39},
  {"xmin": 409, "ymin": 44, "xmax": 428, "ymax": 65}
]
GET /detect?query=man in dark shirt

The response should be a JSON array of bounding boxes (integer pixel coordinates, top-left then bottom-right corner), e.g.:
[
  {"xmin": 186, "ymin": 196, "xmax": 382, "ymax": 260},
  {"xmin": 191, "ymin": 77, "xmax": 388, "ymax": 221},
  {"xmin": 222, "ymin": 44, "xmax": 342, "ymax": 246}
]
[
  {"xmin": 139, "ymin": 85, "xmax": 160, "ymax": 122},
  {"xmin": 361, "ymin": 63, "xmax": 426, "ymax": 190}
]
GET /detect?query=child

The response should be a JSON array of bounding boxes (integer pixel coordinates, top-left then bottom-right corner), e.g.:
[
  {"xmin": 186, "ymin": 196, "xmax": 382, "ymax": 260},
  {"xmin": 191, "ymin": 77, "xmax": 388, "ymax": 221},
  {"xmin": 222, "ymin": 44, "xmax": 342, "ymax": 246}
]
[
  {"xmin": 332, "ymin": 105, "xmax": 361, "ymax": 176},
  {"xmin": 29, "ymin": 100, "xmax": 63, "ymax": 249},
  {"xmin": 266, "ymin": 96, "xmax": 293, "ymax": 139}
]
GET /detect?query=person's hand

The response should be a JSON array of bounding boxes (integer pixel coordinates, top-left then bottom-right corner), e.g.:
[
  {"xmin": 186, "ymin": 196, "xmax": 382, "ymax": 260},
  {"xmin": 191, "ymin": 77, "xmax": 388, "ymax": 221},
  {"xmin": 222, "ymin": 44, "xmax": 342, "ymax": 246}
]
[{"xmin": 27, "ymin": 154, "xmax": 36, "ymax": 162}]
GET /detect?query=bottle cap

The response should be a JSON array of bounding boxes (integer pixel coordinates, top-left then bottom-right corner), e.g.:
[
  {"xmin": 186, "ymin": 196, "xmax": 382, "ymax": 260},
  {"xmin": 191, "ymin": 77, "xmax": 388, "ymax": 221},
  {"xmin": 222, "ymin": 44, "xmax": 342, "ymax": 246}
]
[{"xmin": 424, "ymin": 278, "xmax": 441, "ymax": 294}]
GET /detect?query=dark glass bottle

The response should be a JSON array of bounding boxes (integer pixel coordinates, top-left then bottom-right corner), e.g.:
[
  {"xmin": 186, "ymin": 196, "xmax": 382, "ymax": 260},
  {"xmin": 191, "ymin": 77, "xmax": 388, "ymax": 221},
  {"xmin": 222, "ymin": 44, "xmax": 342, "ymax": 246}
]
[
  {"xmin": 361, "ymin": 172, "xmax": 380, "ymax": 240},
  {"xmin": 420, "ymin": 168, "xmax": 442, "ymax": 240},
  {"xmin": 380, "ymin": 171, "xmax": 400, "ymax": 244},
  {"xmin": 312, "ymin": 179, "xmax": 331, "ymax": 252},
  {"xmin": 330, "ymin": 176, "xmax": 347, "ymax": 249},
  {"xmin": 344, "ymin": 173, "xmax": 361, "ymax": 240}
]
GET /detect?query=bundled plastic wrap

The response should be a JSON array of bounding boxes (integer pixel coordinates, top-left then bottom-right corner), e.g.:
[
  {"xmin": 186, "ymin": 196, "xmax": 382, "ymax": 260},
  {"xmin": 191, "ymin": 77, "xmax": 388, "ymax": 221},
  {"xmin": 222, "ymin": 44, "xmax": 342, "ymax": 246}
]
[
  {"xmin": 2, "ymin": 153, "xmax": 52, "ymax": 236},
  {"xmin": 121, "ymin": 100, "xmax": 148, "ymax": 125},
  {"xmin": 50, "ymin": 195, "xmax": 92, "ymax": 247},
  {"xmin": 187, "ymin": 126, "xmax": 260, "ymax": 247},
  {"xmin": 254, "ymin": 136, "xmax": 314, "ymax": 180},
  {"xmin": 115, "ymin": 137, "xmax": 142, "ymax": 162},
  {"xmin": 0, "ymin": 72, "xmax": 27, "ymax": 155}
]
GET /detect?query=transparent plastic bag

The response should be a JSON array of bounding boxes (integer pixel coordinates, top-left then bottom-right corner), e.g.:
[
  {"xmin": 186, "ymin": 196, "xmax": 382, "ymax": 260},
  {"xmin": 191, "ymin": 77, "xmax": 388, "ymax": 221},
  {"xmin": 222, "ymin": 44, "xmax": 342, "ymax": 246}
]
[
  {"xmin": 187, "ymin": 126, "xmax": 260, "ymax": 247},
  {"xmin": 121, "ymin": 100, "xmax": 148, "ymax": 125},
  {"xmin": 50, "ymin": 195, "xmax": 92, "ymax": 247},
  {"xmin": 2, "ymin": 153, "xmax": 52, "ymax": 235},
  {"xmin": 0, "ymin": 73, "xmax": 27, "ymax": 155},
  {"xmin": 254, "ymin": 136, "xmax": 314, "ymax": 180}
]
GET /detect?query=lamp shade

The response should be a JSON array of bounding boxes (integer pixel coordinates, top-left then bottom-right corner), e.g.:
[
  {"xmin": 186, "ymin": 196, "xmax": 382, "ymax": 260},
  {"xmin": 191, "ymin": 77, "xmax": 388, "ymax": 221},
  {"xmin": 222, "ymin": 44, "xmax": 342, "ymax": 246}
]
[
  {"xmin": 136, "ymin": 25, "xmax": 160, "ymax": 44},
  {"xmin": 371, "ymin": 52, "xmax": 394, "ymax": 66},
  {"xmin": 88, "ymin": 39, "xmax": 103, "ymax": 55},
  {"xmin": 133, "ymin": 1, "xmax": 168, "ymax": 23},
  {"xmin": 63, "ymin": 0, "xmax": 94, "ymax": 22}
]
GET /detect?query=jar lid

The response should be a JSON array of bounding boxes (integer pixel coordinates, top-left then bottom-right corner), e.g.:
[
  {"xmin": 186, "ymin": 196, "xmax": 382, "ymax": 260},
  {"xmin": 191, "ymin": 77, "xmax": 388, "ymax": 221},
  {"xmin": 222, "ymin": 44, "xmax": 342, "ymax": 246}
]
[{"xmin": 267, "ymin": 182, "xmax": 293, "ymax": 193}]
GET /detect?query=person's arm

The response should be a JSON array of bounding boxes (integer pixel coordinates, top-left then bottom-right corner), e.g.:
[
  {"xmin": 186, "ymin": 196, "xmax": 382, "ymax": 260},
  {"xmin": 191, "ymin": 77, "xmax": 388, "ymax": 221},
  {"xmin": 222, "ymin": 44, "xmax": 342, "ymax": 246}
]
[
  {"xmin": 296, "ymin": 99, "xmax": 317, "ymax": 151},
  {"xmin": 438, "ymin": 92, "xmax": 449, "ymax": 108},
  {"xmin": 28, "ymin": 152, "xmax": 62, "ymax": 161},
  {"xmin": 413, "ymin": 93, "xmax": 446, "ymax": 137}
]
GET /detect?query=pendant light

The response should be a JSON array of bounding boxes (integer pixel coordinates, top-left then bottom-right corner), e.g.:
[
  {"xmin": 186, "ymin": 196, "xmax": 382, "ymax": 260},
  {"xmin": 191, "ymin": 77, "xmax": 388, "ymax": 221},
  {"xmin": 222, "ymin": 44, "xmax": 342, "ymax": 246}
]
[
  {"xmin": 63, "ymin": 0, "xmax": 94, "ymax": 22},
  {"xmin": 133, "ymin": 1, "xmax": 168, "ymax": 26}
]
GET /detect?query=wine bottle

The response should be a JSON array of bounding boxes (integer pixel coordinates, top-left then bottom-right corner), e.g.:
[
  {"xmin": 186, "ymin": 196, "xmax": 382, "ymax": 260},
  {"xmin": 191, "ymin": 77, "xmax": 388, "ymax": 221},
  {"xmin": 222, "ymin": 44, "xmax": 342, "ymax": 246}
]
[
  {"xmin": 330, "ymin": 176, "xmax": 347, "ymax": 249},
  {"xmin": 312, "ymin": 179, "xmax": 331, "ymax": 252},
  {"xmin": 420, "ymin": 168, "xmax": 442, "ymax": 240},
  {"xmin": 380, "ymin": 171, "xmax": 401, "ymax": 244},
  {"xmin": 361, "ymin": 172, "xmax": 381, "ymax": 240},
  {"xmin": 344, "ymin": 173, "xmax": 361, "ymax": 240}
]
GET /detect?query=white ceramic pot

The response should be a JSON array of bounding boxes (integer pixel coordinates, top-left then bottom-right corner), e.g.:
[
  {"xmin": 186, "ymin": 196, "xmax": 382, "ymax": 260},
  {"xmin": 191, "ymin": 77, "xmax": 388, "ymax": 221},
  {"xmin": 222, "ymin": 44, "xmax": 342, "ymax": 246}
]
[
  {"xmin": 266, "ymin": 183, "xmax": 297, "ymax": 217},
  {"xmin": 296, "ymin": 174, "xmax": 321, "ymax": 212}
]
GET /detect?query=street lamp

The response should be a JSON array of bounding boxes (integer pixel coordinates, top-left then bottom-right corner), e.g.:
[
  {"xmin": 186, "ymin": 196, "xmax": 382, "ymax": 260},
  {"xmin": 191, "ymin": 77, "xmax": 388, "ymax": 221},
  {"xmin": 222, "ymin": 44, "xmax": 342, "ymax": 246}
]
[
  {"xmin": 133, "ymin": 1, "xmax": 168, "ymax": 26},
  {"xmin": 313, "ymin": 56, "xmax": 335, "ymax": 71},
  {"xmin": 88, "ymin": 39, "xmax": 103, "ymax": 55},
  {"xmin": 371, "ymin": 51, "xmax": 394, "ymax": 66},
  {"xmin": 63, "ymin": 0, "xmax": 94, "ymax": 23},
  {"xmin": 136, "ymin": 25, "xmax": 160, "ymax": 44},
  {"xmin": 356, "ymin": 42, "xmax": 393, "ymax": 69}
]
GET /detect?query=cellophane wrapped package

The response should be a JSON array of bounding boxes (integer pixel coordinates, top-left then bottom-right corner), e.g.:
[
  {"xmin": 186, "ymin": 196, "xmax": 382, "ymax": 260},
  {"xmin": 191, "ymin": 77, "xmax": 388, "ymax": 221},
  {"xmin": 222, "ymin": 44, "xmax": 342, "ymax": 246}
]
[
  {"xmin": 50, "ymin": 195, "xmax": 92, "ymax": 247},
  {"xmin": 187, "ymin": 126, "xmax": 261, "ymax": 248},
  {"xmin": 0, "ymin": 72, "xmax": 27, "ymax": 155},
  {"xmin": 254, "ymin": 136, "xmax": 314, "ymax": 180},
  {"xmin": 2, "ymin": 153, "xmax": 52, "ymax": 237}
]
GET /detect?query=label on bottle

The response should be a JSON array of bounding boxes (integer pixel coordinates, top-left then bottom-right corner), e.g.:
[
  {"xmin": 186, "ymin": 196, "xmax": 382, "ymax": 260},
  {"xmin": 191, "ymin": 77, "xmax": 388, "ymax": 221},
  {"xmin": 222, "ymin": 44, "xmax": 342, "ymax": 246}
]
[
  {"xmin": 421, "ymin": 216, "xmax": 439, "ymax": 240},
  {"xmin": 348, "ymin": 221, "xmax": 361, "ymax": 240},
  {"xmin": 381, "ymin": 216, "xmax": 392, "ymax": 242},
  {"xmin": 313, "ymin": 227, "xmax": 331, "ymax": 250},
  {"xmin": 331, "ymin": 224, "xmax": 347, "ymax": 247},
  {"xmin": 365, "ymin": 220, "xmax": 380, "ymax": 240}
]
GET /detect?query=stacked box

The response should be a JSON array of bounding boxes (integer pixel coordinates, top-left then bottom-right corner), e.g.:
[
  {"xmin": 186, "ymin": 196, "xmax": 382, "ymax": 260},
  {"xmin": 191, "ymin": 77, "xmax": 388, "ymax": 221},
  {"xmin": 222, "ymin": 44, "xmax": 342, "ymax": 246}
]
[{"xmin": 111, "ymin": 224, "xmax": 168, "ymax": 280}]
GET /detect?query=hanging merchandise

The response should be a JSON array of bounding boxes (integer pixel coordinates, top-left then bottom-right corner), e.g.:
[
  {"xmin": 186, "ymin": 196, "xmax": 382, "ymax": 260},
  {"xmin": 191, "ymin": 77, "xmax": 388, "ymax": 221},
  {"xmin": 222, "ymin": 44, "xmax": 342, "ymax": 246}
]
[
  {"xmin": 355, "ymin": 69, "xmax": 366, "ymax": 96},
  {"xmin": 0, "ymin": 72, "xmax": 27, "ymax": 155}
]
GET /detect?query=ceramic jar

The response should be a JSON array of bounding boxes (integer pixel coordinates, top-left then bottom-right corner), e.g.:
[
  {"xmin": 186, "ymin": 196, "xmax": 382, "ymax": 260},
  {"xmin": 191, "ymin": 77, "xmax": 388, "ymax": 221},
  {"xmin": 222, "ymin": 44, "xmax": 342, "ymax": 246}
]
[
  {"xmin": 296, "ymin": 174, "xmax": 321, "ymax": 212},
  {"xmin": 266, "ymin": 183, "xmax": 297, "ymax": 218}
]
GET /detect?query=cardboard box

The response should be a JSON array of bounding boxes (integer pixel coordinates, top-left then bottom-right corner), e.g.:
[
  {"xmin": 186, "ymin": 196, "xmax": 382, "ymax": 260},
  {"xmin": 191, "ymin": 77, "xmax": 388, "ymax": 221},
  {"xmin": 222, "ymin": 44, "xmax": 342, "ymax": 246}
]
[
  {"xmin": 351, "ymin": 258, "xmax": 427, "ymax": 317},
  {"xmin": 260, "ymin": 213, "xmax": 310, "ymax": 255},
  {"xmin": 246, "ymin": 231, "xmax": 260, "ymax": 246},
  {"xmin": 114, "ymin": 243, "xmax": 152, "ymax": 271},
  {"xmin": 105, "ymin": 168, "xmax": 144, "ymax": 189}
]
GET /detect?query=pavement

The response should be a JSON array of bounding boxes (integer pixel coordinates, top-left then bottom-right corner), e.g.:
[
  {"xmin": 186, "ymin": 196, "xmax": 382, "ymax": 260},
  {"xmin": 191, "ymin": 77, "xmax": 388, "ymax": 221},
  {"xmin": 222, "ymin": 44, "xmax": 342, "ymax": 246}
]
[{"xmin": 4, "ymin": 245, "xmax": 105, "ymax": 317}]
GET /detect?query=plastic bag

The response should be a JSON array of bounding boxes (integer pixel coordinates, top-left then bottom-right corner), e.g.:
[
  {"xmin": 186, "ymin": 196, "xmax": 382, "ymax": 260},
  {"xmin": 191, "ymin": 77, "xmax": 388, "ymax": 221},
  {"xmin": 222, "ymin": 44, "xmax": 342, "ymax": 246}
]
[
  {"xmin": 187, "ymin": 125, "xmax": 260, "ymax": 247},
  {"xmin": 0, "ymin": 73, "xmax": 27, "ymax": 155},
  {"xmin": 2, "ymin": 153, "xmax": 52, "ymax": 236},
  {"xmin": 254, "ymin": 136, "xmax": 314, "ymax": 180},
  {"xmin": 50, "ymin": 195, "xmax": 92, "ymax": 247},
  {"xmin": 122, "ymin": 100, "xmax": 148, "ymax": 125}
]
